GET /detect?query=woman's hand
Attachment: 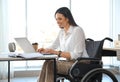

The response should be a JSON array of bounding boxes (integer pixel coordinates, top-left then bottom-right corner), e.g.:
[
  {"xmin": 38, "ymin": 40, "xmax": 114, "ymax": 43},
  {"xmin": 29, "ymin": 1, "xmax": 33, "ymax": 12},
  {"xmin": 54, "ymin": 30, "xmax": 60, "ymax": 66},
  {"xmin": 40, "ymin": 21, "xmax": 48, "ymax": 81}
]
[
  {"xmin": 37, "ymin": 48, "xmax": 57, "ymax": 54},
  {"xmin": 44, "ymin": 49, "xmax": 58, "ymax": 54},
  {"xmin": 37, "ymin": 48, "xmax": 45, "ymax": 53}
]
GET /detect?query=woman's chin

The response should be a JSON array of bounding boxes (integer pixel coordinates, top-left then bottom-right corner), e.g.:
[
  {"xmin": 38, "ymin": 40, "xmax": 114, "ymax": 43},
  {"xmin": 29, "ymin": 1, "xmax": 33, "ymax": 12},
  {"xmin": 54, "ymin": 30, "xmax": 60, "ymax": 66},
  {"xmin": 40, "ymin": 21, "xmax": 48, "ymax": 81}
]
[{"xmin": 59, "ymin": 27, "xmax": 64, "ymax": 29}]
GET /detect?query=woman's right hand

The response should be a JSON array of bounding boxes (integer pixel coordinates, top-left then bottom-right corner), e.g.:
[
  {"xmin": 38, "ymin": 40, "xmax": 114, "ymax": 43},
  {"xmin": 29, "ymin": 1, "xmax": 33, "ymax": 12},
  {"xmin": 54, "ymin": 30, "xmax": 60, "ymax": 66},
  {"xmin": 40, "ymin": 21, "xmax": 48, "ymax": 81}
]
[{"xmin": 37, "ymin": 48, "xmax": 45, "ymax": 53}]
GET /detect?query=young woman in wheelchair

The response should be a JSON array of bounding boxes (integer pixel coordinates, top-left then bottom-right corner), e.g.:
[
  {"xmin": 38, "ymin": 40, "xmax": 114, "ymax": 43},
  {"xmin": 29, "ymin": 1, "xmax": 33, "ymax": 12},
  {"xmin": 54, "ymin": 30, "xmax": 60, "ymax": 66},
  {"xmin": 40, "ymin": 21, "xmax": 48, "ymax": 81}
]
[{"xmin": 37, "ymin": 7, "xmax": 89, "ymax": 82}]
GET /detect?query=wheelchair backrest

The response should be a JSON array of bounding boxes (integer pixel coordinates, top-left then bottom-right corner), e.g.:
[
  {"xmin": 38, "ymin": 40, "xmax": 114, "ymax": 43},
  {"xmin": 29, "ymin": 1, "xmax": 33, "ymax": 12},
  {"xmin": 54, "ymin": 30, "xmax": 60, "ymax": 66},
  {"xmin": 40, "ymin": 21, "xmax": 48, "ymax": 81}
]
[{"xmin": 85, "ymin": 37, "xmax": 113, "ymax": 59}]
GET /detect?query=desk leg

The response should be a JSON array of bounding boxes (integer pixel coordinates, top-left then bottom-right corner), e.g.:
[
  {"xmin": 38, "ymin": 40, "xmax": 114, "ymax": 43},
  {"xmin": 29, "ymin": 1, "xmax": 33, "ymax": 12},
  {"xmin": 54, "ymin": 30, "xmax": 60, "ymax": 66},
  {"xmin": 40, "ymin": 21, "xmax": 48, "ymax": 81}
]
[
  {"xmin": 53, "ymin": 59, "xmax": 56, "ymax": 82},
  {"xmin": 8, "ymin": 61, "xmax": 10, "ymax": 82}
]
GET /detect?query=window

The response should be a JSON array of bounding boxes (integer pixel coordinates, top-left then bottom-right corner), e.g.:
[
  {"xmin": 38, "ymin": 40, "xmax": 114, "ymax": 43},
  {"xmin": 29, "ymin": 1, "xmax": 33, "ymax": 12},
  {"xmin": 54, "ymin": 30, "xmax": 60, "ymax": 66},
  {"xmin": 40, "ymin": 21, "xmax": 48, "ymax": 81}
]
[{"xmin": 71, "ymin": 0, "xmax": 110, "ymax": 39}]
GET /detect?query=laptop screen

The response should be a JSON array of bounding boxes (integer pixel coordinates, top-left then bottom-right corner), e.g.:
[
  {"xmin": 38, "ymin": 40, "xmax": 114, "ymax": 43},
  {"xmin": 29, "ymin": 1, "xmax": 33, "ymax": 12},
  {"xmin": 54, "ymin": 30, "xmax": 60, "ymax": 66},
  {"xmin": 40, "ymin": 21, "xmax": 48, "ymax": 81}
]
[{"xmin": 14, "ymin": 37, "xmax": 36, "ymax": 53}]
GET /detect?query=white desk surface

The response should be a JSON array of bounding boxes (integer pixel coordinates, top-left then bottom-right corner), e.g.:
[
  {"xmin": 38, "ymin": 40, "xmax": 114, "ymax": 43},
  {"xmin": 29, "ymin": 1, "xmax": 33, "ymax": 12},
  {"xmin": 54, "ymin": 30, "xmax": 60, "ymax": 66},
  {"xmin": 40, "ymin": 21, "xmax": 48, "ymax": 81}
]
[
  {"xmin": 103, "ymin": 47, "xmax": 120, "ymax": 51},
  {"xmin": 0, "ymin": 53, "xmax": 58, "ymax": 61}
]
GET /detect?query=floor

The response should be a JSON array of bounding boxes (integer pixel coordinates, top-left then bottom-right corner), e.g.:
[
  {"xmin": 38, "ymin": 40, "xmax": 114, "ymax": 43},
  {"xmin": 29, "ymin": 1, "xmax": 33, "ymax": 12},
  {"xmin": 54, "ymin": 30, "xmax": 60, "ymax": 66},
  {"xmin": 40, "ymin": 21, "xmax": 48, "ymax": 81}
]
[{"xmin": 0, "ymin": 74, "xmax": 120, "ymax": 82}]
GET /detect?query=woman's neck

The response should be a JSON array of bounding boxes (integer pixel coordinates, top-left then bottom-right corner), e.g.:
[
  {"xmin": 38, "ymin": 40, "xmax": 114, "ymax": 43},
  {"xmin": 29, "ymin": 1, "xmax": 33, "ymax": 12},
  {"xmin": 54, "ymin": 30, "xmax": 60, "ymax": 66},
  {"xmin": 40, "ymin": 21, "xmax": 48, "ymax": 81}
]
[{"xmin": 64, "ymin": 24, "xmax": 70, "ymax": 33}]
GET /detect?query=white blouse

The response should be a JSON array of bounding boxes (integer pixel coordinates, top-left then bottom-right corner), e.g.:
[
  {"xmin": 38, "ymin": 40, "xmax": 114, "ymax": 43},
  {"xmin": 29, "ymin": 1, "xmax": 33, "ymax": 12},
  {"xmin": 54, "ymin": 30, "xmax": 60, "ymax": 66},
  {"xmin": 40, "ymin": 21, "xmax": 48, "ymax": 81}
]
[{"xmin": 49, "ymin": 26, "xmax": 88, "ymax": 60}]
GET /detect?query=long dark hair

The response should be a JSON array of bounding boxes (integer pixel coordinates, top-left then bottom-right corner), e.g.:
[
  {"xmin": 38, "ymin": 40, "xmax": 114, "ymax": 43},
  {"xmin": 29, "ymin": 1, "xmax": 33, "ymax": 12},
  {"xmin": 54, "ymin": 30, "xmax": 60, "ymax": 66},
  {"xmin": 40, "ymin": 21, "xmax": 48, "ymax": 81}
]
[{"xmin": 55, "ymin": 7, "xmax": 78, "ymax": 26}]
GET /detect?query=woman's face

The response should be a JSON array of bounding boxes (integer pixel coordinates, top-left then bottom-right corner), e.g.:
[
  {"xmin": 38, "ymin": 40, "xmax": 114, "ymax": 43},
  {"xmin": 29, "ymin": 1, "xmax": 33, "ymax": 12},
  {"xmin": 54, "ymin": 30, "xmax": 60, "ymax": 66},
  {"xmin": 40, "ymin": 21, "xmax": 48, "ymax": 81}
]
[{"xmin": 55, "ymin": 13, "xmax": 69, "ymax": 28}]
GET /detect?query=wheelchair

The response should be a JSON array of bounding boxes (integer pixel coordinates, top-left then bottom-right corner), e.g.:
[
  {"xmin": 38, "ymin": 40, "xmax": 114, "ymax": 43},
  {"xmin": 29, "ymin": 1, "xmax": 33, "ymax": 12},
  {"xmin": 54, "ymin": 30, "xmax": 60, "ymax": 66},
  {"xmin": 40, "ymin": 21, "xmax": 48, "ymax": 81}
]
[{"xmin": 57, "ymin": 37, "xmax": 118, "ymax": 82}]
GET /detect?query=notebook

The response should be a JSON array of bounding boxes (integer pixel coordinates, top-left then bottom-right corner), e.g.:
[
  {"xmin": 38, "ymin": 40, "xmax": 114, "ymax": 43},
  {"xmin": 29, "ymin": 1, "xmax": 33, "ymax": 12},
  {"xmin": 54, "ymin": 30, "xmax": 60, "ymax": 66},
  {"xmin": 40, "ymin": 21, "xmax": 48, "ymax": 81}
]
[{"xmin": 14, "ymin": 37, "xmax": 36, "ymax": 53}]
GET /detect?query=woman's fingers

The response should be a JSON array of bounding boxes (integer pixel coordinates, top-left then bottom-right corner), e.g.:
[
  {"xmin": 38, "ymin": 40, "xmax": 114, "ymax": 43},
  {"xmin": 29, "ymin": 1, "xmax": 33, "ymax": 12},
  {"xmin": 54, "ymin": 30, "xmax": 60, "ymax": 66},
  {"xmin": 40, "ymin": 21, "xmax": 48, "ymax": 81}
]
[
  {"xmin": 37, "ymin": 48, "xmax": 44, "ymax": 52},
  {"xmin": 37, "ymin": 48, "xmax": 55, "ymax": 54}
]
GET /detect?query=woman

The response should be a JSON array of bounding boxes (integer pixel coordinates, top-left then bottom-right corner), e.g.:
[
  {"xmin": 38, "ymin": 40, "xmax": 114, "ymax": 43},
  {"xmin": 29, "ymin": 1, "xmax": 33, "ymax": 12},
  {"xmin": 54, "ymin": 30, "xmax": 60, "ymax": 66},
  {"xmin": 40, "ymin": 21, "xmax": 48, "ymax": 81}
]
[{"xmin": 37, "ymin": 7, "xmax": 88, "ymax": 82}]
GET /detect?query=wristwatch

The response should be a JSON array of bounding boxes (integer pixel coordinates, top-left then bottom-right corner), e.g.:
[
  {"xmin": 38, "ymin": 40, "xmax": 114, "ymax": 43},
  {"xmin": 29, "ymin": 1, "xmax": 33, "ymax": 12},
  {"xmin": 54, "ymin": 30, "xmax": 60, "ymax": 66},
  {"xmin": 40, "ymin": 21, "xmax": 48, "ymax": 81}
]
[{"xmin": 58, "ymin": 51, "xmax": 62, "ymax": 57}]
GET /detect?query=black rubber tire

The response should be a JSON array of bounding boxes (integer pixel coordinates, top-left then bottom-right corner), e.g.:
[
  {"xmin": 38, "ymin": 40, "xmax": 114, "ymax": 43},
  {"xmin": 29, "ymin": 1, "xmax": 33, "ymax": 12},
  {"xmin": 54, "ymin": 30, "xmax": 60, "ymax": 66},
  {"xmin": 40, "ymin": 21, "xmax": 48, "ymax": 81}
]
[{"xmin": 81, "ymin": 68, "xmax": 118, "ymax": 82}]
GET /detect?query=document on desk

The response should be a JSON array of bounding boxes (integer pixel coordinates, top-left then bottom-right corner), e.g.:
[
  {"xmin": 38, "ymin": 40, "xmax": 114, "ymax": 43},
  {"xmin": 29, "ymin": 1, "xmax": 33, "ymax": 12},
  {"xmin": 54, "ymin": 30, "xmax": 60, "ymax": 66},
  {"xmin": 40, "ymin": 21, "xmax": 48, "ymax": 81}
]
[{"xmin": 9, "ymin": 52, "xmax": 58, "ymax": 59}]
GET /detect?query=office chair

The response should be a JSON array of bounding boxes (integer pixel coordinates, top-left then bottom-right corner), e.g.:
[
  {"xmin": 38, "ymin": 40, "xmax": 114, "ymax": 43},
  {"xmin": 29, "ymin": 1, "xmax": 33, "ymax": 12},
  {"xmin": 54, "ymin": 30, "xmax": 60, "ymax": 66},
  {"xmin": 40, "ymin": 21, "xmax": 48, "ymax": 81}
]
[{"xmin": 56, "ymin": 37, "xmax": 113, "ymax": 82}]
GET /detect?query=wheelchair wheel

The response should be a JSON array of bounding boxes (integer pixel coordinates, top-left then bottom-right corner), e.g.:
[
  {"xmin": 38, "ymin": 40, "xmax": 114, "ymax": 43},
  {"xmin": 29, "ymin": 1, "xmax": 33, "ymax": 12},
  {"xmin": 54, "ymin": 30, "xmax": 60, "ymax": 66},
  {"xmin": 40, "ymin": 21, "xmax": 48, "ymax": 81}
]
[{"xmin": 81, "ymin": 68, "xmax": 118, "ymax": 82}]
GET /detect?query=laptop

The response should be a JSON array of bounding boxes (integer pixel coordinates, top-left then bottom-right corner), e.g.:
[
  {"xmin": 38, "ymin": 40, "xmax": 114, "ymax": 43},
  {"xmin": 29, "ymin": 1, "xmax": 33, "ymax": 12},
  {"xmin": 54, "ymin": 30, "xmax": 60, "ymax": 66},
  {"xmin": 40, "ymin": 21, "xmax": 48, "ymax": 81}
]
[
  {"xmin": 14, "ymin": 37, "xmax": 36, "ymax": 53},
  {"xmin": 9, "ymin": 37, "xmax": 58, "ymax": 58},
  {"xmin": 9, "ymin": 37, "xmax": 57, "ymax": 58}
]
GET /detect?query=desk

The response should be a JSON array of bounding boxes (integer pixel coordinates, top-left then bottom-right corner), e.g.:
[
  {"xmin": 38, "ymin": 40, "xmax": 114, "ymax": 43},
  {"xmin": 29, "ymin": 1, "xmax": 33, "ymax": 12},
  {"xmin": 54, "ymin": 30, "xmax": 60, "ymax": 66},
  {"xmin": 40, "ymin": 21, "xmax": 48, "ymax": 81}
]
[
  {"xmin": 102, "ymin": 48, "xmax": 118, "ymax": 56},
  {"xmin": 0, "ymin": 54, "xmax": 58, "ymax": 82},
  {"xmin": 102, "ymin": 48, "xmax": 120, "ymax": 73},
  {"xmin": 102, "ymin": 48, "xmax": 120, "ymax": 57}
]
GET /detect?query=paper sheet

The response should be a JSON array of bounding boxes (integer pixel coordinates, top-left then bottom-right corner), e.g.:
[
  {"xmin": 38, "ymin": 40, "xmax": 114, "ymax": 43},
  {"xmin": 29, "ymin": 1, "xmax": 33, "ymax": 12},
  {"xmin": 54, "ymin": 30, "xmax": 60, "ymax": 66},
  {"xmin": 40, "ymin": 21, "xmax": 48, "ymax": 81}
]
[{"xmin": 8, "ymin": 52, "xmax": 43, "ymax": 58}]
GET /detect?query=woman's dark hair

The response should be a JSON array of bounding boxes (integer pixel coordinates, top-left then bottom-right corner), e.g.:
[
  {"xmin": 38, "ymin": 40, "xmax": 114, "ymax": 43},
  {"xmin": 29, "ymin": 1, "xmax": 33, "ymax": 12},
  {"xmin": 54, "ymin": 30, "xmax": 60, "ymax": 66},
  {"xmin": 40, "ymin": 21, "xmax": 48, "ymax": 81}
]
[{"xmin": 55, "ymin": 7, "xmax": 78, "ymax": 26}]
